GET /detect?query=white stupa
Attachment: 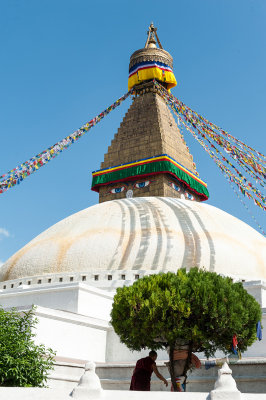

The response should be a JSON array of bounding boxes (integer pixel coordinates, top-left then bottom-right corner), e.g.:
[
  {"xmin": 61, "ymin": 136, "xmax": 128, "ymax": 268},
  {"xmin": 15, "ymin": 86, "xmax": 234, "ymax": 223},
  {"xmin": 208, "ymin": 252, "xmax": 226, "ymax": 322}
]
[
  {"xmin": 1, "ymin": 197, "xmax": 265, "ymax": 286},
  {"xmin": 0, "ymin": 25, "xmax": 265, "ymax": 393}
]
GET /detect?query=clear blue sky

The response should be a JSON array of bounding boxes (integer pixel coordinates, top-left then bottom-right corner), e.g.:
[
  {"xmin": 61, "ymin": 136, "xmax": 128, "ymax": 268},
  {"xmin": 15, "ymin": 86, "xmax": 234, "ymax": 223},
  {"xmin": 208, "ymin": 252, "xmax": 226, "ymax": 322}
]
[{"xmin": 0, "ymin": 0, "xmax": 265, "ymax": 265}]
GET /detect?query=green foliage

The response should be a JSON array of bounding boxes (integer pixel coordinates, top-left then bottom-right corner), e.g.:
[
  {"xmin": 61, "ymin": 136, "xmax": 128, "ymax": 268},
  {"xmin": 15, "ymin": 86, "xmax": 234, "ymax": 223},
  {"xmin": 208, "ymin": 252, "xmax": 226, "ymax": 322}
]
[
  {"xmin": 111, "ymin": 268, "xmax": 262, "ymax": 358},
  {"xmin": 0, "ymin": 307, "xmax": 55, "ymax": 387}
]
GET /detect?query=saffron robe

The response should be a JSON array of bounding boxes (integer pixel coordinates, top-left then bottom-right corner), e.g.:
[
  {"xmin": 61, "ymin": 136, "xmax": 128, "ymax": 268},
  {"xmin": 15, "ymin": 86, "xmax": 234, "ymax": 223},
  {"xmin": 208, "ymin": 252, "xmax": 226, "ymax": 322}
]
[{"xmin": 130, "ymin": 356, "xmax": 155, "ymax": 391}]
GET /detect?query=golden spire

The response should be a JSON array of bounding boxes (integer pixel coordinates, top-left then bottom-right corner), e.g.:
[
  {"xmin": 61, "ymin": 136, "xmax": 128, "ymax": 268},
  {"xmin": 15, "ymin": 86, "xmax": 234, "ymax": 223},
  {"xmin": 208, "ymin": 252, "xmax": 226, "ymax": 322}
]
[
  {"xmin": 144, "ymin": 22, "xmax": 163, "ymax": 49},
  {"xmin": 128, "ymin": 23, "xmax": 176, "ymax": 91}
]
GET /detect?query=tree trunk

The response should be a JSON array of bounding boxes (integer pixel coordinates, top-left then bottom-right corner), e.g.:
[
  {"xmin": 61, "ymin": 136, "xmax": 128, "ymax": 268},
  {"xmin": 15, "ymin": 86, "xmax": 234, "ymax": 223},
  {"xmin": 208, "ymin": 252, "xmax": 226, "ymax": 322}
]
[
  {"xmin": 182, "ymin": 341, "xmax": 193, "ymax": 392},
  {"xmin": 169, "ymin": 346, "xmax": 178, "ymax": 392}
]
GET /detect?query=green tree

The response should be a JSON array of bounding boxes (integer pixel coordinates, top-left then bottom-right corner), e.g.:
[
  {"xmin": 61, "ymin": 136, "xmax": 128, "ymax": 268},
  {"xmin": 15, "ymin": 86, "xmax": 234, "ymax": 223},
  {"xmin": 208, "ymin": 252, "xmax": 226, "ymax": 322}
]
[
  {"xmin": 0, "ymin": 307, "xmax": 55, "ymax": 387},
  {"xmin": 111, "ymin": 268, "xmax": 262, "ymax": 391}
]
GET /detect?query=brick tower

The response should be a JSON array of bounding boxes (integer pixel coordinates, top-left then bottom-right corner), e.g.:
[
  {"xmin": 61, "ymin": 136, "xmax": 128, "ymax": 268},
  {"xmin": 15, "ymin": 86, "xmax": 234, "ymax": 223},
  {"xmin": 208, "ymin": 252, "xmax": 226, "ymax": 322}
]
[{"xmin": 91, "ymin": 24, "xmax": 209, "ymax": 204}]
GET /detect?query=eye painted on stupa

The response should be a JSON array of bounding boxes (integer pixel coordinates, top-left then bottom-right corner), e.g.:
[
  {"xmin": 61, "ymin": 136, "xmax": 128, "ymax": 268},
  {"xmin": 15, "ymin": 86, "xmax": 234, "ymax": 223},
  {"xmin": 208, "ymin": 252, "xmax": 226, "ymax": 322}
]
[
  {"xmin": 185, "ymin": 192, "xmax": 195, "ymax": 201},
  {"xmin": 134, "ymin": 181, "xmax": 150, "ymax": 189},
  {"xmin": 110, "ymin": 186, "xmax": 126, "ymax": 194},
  {"xmin": 170, "ymin": 182, "xmax": 181, "ymax": 192}
]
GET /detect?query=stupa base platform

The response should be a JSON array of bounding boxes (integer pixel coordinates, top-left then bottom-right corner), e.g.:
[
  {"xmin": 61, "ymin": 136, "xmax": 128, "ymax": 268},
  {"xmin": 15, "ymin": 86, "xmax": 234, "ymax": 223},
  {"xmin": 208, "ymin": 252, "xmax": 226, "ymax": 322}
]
[{"xmin": 47, "ymin": 357, "xmax": 266, "ymax": 393}]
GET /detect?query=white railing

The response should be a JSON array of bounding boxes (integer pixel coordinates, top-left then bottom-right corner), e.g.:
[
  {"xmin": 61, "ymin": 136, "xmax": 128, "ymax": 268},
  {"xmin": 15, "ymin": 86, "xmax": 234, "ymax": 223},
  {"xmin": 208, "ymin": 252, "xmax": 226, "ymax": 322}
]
[
  {"xmin": 0, "ymin": 270, "xmax": 156, "ymax": 291},
  {"xmin": 0, "ymin": 361, "xmax": 264, "ymax": 399}
]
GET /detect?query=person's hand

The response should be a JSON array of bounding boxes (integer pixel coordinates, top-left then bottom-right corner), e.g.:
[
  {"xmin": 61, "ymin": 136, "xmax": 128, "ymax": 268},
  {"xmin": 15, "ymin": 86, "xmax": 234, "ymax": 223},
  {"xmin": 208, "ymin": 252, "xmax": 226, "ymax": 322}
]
[{"xmin": 163, "ymin": 379, "xmax": 168, "ymax": 387}]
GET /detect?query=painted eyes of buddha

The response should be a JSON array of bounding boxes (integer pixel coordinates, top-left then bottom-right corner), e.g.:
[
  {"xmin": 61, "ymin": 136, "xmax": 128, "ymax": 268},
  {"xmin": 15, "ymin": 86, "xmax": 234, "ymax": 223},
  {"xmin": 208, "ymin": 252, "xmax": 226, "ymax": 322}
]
[
  {"xmin": 185, "ymin": 192, "xmax": 195, "ymax": 201},
  {"xmin": 109, "ymin": 180, "xmax": 151, "ymax": 194},
  {"xmin": 170, "ymin": 182, "xmax": 181, "ymax": 192},
  {"xmin": 134, "ymin": 181, "xmax": 150, "ymax": 189},
  {"xmin": 110, "ymin": 186, "xmax": 126, "ymax": 194},
  {"xmin": 167, "ymin": 180, "xmax": 195, "ymax": 200}
]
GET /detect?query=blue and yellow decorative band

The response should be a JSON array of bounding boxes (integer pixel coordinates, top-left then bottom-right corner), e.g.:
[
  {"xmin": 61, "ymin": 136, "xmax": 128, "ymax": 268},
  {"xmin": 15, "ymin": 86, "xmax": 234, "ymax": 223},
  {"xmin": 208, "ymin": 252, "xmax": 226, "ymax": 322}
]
[{"xmin": 128, "ymin": 61, "xmax": 177, "ymax": 91}]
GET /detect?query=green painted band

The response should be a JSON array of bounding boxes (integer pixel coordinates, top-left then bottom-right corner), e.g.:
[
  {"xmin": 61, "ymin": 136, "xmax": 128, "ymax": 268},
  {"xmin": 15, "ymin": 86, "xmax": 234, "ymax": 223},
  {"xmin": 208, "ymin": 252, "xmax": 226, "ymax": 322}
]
[{"xmin": 91, "ymin": 160, "xmax": 209, "ymax": 199}]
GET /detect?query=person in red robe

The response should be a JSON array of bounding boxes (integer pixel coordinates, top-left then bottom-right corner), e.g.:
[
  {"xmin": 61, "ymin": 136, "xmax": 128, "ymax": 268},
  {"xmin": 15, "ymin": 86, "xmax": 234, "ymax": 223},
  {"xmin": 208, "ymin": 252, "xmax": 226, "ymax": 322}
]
[{"xmin": 130, "ymin": 350, "xmax": 168, "ymax": 391}]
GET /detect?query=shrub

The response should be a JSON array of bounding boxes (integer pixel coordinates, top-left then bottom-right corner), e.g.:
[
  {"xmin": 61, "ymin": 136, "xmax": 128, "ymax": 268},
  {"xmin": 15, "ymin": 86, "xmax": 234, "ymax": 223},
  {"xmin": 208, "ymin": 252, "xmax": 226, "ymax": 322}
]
[{"xmin": 0, "ymin": 307, "xmax": 55, "ymax": 387}]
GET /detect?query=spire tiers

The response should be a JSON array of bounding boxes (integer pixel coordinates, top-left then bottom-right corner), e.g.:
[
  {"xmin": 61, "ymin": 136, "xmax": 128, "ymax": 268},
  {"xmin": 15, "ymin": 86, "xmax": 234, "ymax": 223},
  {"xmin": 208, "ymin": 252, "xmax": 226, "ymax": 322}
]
[{"xmin": 92, "ymin": 81, "xmax": 208, "ymax": 203}]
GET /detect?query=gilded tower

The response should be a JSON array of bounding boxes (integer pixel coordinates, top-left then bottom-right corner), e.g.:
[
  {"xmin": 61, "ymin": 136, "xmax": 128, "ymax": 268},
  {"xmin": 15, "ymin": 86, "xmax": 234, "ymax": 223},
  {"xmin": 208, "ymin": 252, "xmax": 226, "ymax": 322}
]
[{"xmin": 91, "ymin": 24, "xmax": 209, "ymax": 203}]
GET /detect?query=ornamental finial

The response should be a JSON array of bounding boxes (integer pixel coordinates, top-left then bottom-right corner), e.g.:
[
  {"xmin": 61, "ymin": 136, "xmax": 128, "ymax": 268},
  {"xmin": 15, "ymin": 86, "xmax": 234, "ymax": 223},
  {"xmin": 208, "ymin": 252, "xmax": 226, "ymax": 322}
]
[{"xmin": 145, "ymin": 23, "xmax": 163, "ymax": 49}]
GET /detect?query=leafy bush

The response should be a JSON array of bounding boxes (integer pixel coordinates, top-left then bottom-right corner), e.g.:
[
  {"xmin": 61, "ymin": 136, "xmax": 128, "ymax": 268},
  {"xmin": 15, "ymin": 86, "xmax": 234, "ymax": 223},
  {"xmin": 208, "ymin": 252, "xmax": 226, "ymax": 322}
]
[
  {"xmin": 0, "ymin": 307, "xmax": 55, "ymax": 387},
  {"xmin": 111, "ymin": 268, "xmax": 261, "ymax": 390}
]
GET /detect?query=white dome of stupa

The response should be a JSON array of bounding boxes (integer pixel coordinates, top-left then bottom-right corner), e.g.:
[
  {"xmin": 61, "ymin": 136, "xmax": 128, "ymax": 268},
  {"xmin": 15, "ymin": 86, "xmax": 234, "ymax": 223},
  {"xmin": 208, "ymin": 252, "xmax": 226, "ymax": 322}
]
[{"xmin": 1, "ymin": 197, "xmax": 265, "ymax": 284}]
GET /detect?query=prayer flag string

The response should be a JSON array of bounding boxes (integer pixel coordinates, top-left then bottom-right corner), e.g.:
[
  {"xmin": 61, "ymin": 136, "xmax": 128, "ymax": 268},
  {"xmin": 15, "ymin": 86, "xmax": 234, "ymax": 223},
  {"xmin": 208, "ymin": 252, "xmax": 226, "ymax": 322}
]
[
  {"xmin": 227, "ymin": 179, "xmax": 266, "ymax": 236},
  {"xmin": 153, "ymin": 81, "xmax": 266, "ymax": 234},
  {"xmin": 0, "ymin": 90, "xmax": 133, "ymax": 194}
]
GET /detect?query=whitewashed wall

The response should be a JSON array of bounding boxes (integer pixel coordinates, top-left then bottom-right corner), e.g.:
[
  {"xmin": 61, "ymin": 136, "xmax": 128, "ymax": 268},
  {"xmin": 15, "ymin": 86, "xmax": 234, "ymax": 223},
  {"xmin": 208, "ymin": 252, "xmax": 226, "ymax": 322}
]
[{"xmin": 33, "ymin": 307, "xmax": 109, "ymax": 361}]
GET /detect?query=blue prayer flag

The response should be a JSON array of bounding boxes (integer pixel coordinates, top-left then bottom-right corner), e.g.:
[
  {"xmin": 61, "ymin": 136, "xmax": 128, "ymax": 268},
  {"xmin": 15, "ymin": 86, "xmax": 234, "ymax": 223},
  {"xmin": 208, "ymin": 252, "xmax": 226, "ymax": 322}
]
[{"xmin": 256, "ymin": 321, "xmax": 262, "ymax": 341}]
